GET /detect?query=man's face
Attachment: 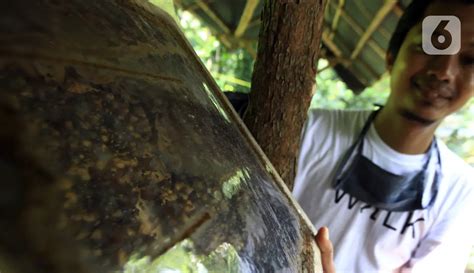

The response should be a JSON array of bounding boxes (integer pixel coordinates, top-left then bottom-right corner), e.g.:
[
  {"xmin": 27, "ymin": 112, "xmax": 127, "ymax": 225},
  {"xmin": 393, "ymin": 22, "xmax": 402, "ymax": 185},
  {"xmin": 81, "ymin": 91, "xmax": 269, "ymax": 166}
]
[{"xmin": 386, "ymin": 1, "xmax": 474, "ymax": 125}]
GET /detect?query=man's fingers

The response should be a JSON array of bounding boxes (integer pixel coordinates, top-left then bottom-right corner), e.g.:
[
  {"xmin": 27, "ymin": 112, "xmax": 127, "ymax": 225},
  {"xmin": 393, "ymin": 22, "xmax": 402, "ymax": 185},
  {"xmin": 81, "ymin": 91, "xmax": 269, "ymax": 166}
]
[{"xmin": 315, "ymin": 227, "xmax": 336, "ymax": 273}]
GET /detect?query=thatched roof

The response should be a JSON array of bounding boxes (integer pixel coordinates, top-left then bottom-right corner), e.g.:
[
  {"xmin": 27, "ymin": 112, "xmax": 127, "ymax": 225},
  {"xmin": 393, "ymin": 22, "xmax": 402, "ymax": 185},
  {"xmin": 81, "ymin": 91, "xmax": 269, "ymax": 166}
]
[{"xmin": 175, "ymin": 0, "xmax": 414, "ymax": 93}]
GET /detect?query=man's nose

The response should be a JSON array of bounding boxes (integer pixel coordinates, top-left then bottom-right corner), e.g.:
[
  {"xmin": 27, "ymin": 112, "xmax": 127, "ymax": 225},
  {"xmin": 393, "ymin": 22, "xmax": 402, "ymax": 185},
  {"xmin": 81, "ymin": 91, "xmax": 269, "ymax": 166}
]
[{"xmin": 426, "ymin": 55, "xmax": 458, "ymax": 83}]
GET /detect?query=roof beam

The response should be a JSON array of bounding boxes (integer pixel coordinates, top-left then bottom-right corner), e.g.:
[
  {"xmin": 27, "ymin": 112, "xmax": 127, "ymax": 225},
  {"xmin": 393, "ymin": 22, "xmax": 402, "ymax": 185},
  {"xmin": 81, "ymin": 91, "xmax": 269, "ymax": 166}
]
[
  {"xmin": 350, "ymin": 0, "xmax": 397, "ymax": 60},
  {"xmin": 394, "ymin": 3, "xmax": 403, "ymax": 17},
  {"xmin": 179, "ymin": 0, "xmax": 238, "ymax": 48},
  {"xmin": 321, "ymin": 30, "xmax": 350, "ymax": 67},
  {"xmin": 352, "ymin": 1, "xmax": 391, "ymax": 41},
  {"xmin": 195, "ymin": 0, "xmax": 231, "ymax": 35},
  {"xmin": 242, "ymin": 41, "xmax": 257, "ymax": 59},
  {"xmin": 317, "ymin": 56, "xmax": 344, "ymax": 73},
  {"xmin": 329, "ymin": 0, "xmax": 345, "ymax": 40},
  {"xmin": 176, "ymin": 0, "xmax": 199, "ymax": 12},
  {"xmin": 181, "ymin": 3, "xmax": 199, "ymax": 12},
  {"xmin": 322, "ymin": 31, "xmax": 342, "ymax": 57},
  {"xmin": 234, "ymin": 0, "xmax": 260, "ymax": 38},
  {"xmin": 334, "ymin": 34, "xmax": 380, "ymax": 80},
  {"xmin": 327, "ymin": 1, "xmax": 386, "ymax": 61},
  {"xmin": 247, "ymin": 17, "xmax": 261, "ymax": 29}
]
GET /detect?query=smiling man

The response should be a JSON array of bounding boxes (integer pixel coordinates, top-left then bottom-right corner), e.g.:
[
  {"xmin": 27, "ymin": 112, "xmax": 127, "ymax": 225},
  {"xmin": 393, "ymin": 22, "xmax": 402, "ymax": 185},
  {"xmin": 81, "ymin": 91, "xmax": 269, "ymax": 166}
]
[{"xmin": 293, "ymin": 0, "xmax": 474, "ymax": 272}]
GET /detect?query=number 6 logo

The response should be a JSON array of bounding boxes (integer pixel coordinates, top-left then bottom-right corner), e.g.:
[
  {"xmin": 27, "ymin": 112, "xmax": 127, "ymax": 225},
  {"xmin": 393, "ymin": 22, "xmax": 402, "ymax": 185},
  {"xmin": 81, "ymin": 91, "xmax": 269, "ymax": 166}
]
[{"xmin": 422, "ymin": 16, "xmax": 461, "ymax": 55}]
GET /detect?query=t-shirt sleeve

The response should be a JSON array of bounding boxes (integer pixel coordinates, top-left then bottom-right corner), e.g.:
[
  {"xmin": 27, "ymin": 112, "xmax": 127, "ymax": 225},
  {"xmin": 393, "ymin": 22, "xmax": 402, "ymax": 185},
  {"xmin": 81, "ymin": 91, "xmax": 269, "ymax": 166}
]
[
  {"xmin": 293, "ymin": 108, "xmax": 336, "ymax": 196},
  {"xmin": 296, "ymin": 109, "xmax": 335, "ymax": 169},
  {"xmin": 400, "ymin": 175, "xmax": 474, "ymax": 273}
]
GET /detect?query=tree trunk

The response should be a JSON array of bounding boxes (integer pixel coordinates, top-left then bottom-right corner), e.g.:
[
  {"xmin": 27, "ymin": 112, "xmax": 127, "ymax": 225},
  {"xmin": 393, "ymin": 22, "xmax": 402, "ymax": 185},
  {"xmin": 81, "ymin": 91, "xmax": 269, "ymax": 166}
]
[{"xmin": 244, "ymin": 0, "xmax": 326, "ymax": 190}]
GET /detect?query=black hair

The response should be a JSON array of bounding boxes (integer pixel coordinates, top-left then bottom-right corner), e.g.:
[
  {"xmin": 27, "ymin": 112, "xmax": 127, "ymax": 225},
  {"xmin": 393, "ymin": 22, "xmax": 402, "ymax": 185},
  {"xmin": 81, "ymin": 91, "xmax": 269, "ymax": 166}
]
[{"xmin": 387, "ymin": 0, "xmax": 474, "ymax": 61}]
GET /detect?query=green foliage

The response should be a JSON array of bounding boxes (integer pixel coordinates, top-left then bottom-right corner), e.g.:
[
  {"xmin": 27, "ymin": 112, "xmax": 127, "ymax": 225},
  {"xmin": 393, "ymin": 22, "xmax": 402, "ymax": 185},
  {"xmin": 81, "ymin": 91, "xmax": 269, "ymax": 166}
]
[
  {"xmin": 148, "ymin": 0, "xmax": 177, "ymax": 20},
  {"xmin": 439, "ymin": 100, "xmax": 474, "ymax": 164},
  {"xmin": 123, "ymin": 240, "xmax": 240, "ymax": 273},
  {"xmin": 311, "ymin": 59, "xmax": 390, "ymax": 110},
  {"xmin": 177, "ymin": 11, "xmax": 253, "ymax": 93}
]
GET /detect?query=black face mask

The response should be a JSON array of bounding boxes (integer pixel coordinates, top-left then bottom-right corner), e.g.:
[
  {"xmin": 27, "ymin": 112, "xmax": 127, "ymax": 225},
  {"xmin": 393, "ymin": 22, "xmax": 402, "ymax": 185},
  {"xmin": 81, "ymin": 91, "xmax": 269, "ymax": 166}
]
[{"xmin": 333, "ymin": 110, "xmax": 441, "ymax": 212}]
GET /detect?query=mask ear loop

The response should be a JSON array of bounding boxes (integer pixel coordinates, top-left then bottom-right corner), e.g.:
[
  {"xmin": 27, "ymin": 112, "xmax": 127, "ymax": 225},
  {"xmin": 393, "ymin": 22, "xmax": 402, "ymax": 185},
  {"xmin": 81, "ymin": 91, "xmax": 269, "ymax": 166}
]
[{"xmin": 332, "ymin": 109, "xmax": 382, "ymax": 188}]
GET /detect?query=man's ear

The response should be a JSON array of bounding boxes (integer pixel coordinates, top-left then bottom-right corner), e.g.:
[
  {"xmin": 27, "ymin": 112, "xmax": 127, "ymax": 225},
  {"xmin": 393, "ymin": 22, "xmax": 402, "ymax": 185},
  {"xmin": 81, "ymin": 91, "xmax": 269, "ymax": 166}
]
[{"xmin": 386, "ymin": 51, "xmax": 394, "ymax": 73}]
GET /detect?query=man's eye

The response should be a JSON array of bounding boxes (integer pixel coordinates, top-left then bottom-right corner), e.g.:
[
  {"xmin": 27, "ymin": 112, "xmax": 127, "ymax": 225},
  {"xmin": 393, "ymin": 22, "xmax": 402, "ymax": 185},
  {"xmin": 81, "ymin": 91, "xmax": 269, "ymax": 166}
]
[{"xmin": 461, "ymin": 56, "xmax": 474, "ymax": 66}]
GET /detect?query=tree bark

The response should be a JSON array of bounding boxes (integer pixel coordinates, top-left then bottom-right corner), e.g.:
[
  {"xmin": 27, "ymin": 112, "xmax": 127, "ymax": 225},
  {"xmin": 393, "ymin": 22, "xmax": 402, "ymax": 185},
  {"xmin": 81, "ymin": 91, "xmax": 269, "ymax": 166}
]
[{"xmin": 244, "ymin": 0, "xmax": 326, "ymax": 190}]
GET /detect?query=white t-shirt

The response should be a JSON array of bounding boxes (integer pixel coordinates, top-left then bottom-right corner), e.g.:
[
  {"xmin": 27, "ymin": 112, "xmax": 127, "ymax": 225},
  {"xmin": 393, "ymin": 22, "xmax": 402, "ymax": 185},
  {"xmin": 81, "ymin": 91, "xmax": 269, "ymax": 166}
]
[{"xmin": 293, "ymin": 109, "xmax": 474, "ymax": 273}]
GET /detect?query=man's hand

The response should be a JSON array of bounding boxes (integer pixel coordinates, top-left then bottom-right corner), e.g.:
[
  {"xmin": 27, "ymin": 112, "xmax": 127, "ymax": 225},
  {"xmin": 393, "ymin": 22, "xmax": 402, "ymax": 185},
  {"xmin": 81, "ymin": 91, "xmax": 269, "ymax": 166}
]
[{"xmin": 315, "ymin": 227, "xmax": 336, "ymax": 273}]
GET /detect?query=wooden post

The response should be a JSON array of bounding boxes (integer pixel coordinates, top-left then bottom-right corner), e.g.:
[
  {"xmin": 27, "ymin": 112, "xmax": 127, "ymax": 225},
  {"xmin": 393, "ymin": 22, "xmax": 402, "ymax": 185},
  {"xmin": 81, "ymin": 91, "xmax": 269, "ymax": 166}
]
[{"xmin": 244, "ymin": 0, "xmax": 326, "ymax": 190}]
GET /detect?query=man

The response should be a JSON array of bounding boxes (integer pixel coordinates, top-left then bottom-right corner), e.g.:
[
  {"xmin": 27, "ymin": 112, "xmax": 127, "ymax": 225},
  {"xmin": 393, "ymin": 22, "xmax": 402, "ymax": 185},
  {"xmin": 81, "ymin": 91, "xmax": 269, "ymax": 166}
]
[{"xmin": 293, "ymin": 0, "xmax": 474, "ymax": 272}]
